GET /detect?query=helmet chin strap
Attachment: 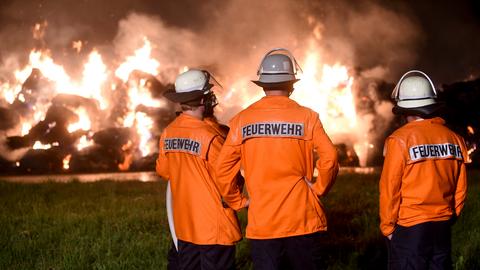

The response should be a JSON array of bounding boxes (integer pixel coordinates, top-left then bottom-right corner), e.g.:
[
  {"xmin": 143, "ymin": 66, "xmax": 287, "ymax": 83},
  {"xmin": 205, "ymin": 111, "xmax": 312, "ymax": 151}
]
[
  {"xmin": 202, "ymin": 92, "xmax": 218, "ymax": 118},
  {"xmin": 288, "ymin": 88, "xmax": 294, "ymax": 97}
]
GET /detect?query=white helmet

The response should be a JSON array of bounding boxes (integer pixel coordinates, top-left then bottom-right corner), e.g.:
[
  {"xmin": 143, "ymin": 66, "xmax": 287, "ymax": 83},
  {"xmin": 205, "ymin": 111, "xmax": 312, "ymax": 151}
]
[
  {"xmin": 164, "ymin": 69, "xmax": 214, "ymax": 104},
  {"xmin": 391, "ymin": 70, "xmax": 437, "ymax": 109},
  {"xmin": 175, "ymin": 69, "xmax": 210, "ymax": 93},
  {"xmin": 252, "ymin": 48, "xmax": 302, "ymax": 88}
]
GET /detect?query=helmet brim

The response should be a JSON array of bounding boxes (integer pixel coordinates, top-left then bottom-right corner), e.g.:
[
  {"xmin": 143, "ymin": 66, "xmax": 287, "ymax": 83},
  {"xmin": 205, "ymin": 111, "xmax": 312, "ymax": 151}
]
[
  {"xmin": 163, "ymin": 89, "xmax": 205, "ymax": 104},
  {"xmin": 392, "ymin": 102, "xmax": 445, "ymax": 117},
  {"xmin": 251, "ymin": 79, "xmax": 300, "ymax": 89}
]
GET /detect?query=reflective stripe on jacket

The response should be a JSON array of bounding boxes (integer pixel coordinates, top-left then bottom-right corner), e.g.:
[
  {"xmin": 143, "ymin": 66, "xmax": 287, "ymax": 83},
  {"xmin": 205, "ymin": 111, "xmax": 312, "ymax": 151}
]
[
  {"xmin": 156, "ymin": 114, "xmax": 242, "ymax": 245},
  {"xmin": 215, "ymin": 96, "xmax": 339, "ymax": 239},
  {"xmin": 379, "ymin": 117, "xmax": 468, "ymax": 236}
]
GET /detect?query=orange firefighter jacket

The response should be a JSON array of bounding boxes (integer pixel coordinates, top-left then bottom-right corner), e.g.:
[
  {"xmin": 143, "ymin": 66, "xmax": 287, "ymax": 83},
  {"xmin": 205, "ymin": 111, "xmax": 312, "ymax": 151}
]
[
  {"xmin": 215, "ymin": 96, "xmax": 339, "ymax": 239},
  {"xmin": 379, "ymin": 117, "xmax": 468, "ymax": 236},
  {"xmin": 156, "ymin": 114, "xmax": 242, "ymax": 245}
]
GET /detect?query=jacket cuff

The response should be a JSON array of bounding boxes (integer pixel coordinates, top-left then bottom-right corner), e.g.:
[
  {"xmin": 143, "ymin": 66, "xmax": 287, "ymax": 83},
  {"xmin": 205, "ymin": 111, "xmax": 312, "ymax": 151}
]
[{"xmin": 381, "ymin": 224, "xmax": 395, "ymax": 236}]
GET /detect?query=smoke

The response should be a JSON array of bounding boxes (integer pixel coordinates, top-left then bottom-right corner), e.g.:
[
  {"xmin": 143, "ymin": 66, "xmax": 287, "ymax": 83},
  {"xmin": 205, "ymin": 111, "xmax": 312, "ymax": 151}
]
[{"xmin": 112, "ymin": 13, "xmax": 199, "ymax": 82}]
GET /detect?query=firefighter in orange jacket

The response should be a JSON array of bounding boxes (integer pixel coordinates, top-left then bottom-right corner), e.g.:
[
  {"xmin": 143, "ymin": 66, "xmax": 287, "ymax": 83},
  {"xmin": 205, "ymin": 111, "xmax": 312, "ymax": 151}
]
[
  {"xmin": 156, "ymin": 69, "xmax": 242, "ymax": 270},
  {"xmin": 379, "ymin": 70, "xmax": 468, "ymax": 270},
  {"xmin": 215, "ymin": 48, "xmax": 339, "ymax": 270}
]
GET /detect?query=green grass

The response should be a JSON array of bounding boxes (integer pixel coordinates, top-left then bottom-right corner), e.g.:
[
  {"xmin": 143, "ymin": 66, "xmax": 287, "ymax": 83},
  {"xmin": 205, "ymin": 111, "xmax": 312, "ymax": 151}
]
[{"xmin": 0, "ymin": 171, "xmax": 479, "ymax": 269}]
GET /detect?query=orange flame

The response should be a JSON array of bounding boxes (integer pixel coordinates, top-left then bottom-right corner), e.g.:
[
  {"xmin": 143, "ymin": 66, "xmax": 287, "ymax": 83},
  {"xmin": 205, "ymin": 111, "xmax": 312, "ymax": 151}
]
[
  {"xmin": 115, "ymin": 37, "xmax": 160, "ymax": 82},
  {"xmin": 63, "ymin": 154, "xmax": 72, "ymax": 170},
  {"xmin": 467, "ymin": 126, "xmax": 475, "ymax": 135}
]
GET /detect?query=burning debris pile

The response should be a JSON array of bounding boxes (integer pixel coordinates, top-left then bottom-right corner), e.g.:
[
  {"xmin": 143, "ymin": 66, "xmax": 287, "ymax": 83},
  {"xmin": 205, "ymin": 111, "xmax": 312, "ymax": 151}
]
[
  {"xmin": 0, "ymin": 39, "xmax": 374, "ymax": 174},
  {"xmin": 0, "ymin": 39, "xmax": 178, "ymax": 174},
  {"xmin": 1, "ymin": 33, "xmax": 403, "ymax": 175},
  {"xmin": 1, "ymin": 34, "xmax": 477, "ymax": 174},
  {"xmin": 0, "ymin": 10, "xmax": 424, "ymax": 174}
]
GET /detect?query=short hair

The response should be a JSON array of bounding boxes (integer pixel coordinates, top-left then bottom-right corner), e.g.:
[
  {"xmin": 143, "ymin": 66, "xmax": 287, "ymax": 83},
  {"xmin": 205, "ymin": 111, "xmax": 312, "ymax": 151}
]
[
  {"xmin": 180, "ymin": 103, "xmax": 203, "ymax": 111},
  {"xmin": 262, "ymin": 83, "xmax": 294, "ymax": 92}
]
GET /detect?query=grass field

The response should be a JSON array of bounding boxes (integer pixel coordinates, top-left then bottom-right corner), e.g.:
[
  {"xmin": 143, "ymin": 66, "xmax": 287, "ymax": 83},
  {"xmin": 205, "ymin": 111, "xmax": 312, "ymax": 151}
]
[{"xmin": 0, "ymin": 171, "xmax": 479, "ymax": 269}]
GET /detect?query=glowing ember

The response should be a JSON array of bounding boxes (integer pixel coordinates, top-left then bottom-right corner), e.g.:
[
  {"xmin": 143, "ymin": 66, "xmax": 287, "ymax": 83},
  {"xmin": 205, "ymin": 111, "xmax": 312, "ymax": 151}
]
[
  {"xmin": 72, "ymin": 40, "xmax": 83, "ymax": 53},
  {"xmin": 63, "ymin": 154, "xmax": 72, "ymax": 170},
  {"xmin": 467, "ymin": 126, "xmax": 475, "ymax": 135},
  {"xmin": 33, "ymin": 141, "xmax": 57, "ymax": 150},
  {"xmin": 467, "ymin": 144, "xmax": 477, "ymax": 156}
]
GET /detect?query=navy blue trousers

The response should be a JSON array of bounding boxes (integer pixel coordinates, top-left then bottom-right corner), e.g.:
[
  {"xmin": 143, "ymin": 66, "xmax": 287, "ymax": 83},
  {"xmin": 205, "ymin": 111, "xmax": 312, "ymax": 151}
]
[
  {"xmin": 250, "ymin": 232, "xmax": 326, "ymax": 270},
  {"xmin": 167, "ymin": 240, "xmax": 236, "ymax": 270},
  {"xmin": 387, "ymin": 220, "xmax": 452, "ymax": 270}
]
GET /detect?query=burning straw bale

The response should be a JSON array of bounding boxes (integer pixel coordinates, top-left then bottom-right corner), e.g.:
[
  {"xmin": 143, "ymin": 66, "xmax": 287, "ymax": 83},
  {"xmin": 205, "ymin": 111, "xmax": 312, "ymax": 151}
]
[
  {"xmin": 92, "ymin": 127, "xmax": 135, "ymax": 148},
  {"xmin": 18, "ymin": 147, "xmax": 68, "ymax": 173},
  {"xmin": 52, "ymin": 94, "xmax": 101, "ymax": 118},
  {"xmin": 0, "ymin": 57, "xmax": 174, "ymax": 174},
  {"xmin": 6, "ymin": 104, "xmax": 84, "ymax": 150},
  {"xmin": 69, "ymin": 145, "xmax": 123, "ymax": 172}
]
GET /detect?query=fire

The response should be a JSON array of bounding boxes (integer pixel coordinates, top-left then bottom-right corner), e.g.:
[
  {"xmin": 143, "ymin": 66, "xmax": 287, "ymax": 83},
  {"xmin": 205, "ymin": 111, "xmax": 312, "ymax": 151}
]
[
  {"xmin": 115, "ymin": 37, "xmax": 160, "ymax": 82},
  {"xmin": 0, "ymin": 35, "xmax": 162, "ymax": 166},
  {"xmin": 467, "ymin": 145, "xmax": 477, "ymax": 156},
  {"xmin": 134, "ymin": 112, "xmax": 155, "ymax": 156},
  {"xmin": 21, "ymin": 122, "xmax": 32, "ymax": 136},
  {"xmin": 0, "ymin": 33, "xmax": 163, "ymax": 170},
  {"xmin": 118, "ymin": 140, "xmax": 134, "ymax": 171},
  {"xmin": 2, "ymin": 82, "xmax": 21, "ymax": 104},
  {"xmin": 76, "ymin": 135, "xmax": 94, "ymax": 151},
  {"xmin": 33, "ymin": 141, "xmax": 59, "ymax": 150},
  {"xmin": 72, "ymin": 40, "xmax": 83, "ymax": 53},
  {"xmin": 0, "ymin": 20, "xmax": 375, "ymax": 171},
  {"xmin": 63, "ymin": 154, "xmax": 72, "ymax": 170},
  {"xmin": 467, "ymin": 126, "xmax": 475, "ymax": 135},
  {"xmin": 292, "ymin": 48, "xmax": 357, "ymax": 135},
  {"xmin": 293, "ymin": 48, "xmax": 371, "ymax": 166},
  {"xmin": 114, "ymin": 39, "xmax": 163, "ymax": 157},
  {"xmin": 17, "ymin": 50, "xmax": 70, "ymax": 88},
  {"xmin": 67, "ymin": 108, "xmax": 91, "ymax": 133},
  {"xmin": 82, "ymin": 51, "xmax": 108, "ymax": 109}
]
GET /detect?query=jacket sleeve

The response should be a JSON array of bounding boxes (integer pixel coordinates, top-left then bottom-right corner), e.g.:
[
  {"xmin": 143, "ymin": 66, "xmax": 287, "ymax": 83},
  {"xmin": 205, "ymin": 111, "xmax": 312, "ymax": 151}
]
[
  {"xmin": 454, "ymin": 162, "xmax": 467, "ymax": 216},
  {"xmin": 379, "ymin": 137, "xmax": 405, "ymax": 236},
  {"xmin": 155, "ymin": 135, "xmax": 169, "ymax": 181},
  {"xmin": 214, "ymin": 134, "xmax": 248, "ymax": 211},
  {"xmin": 311, "ymin": 117, "xmax": 339, "ymax": 197}
]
